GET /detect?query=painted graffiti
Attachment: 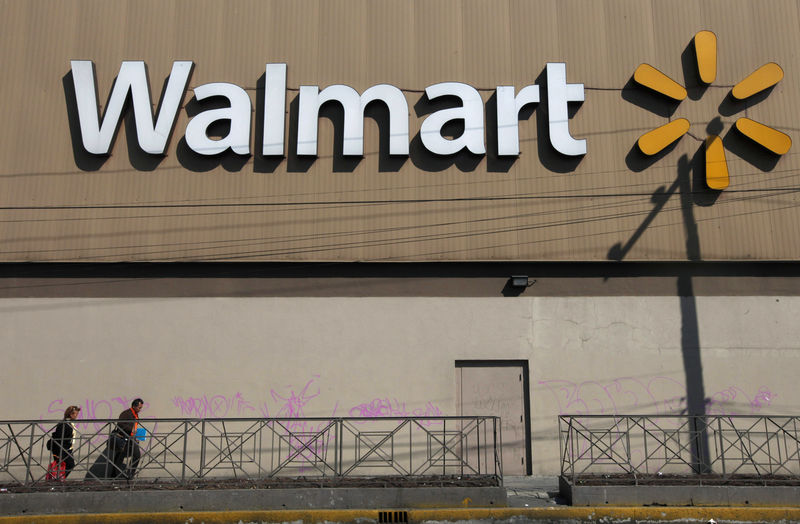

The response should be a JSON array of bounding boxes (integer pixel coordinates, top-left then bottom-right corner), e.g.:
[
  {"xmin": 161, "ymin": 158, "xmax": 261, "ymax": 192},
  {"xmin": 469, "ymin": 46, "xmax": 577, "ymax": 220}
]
[
  {"xmin": 539, "ymin": 376, "xmax": 777, "ymax": 417},
  {"xmin": 172, "ymin": 392, "xmax": 255, "ymax": 418},
  {"xmin": 259, "ymin": 375, "xmax": 337, "ymax": 468},
  {"xmin": 39, "ymin": 375, "xmax": 446, "ymax": 464},
  {"xmin": 42, "ymin": 378, "xmax": 444, "ymax": 424},
  {"xmin": 348, "ymin": 398, "xmax": 443, "ymax": 426},
  {"xmin": 707, "ymin": 385, "xmax": 776, "ymax": 416},
  {"xmin": 261, "ymin": 376, "xmax": 325, "ymax": 419}
]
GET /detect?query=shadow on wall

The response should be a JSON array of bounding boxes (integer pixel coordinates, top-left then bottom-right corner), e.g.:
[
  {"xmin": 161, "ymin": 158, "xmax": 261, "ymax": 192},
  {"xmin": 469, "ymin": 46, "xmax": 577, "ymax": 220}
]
[
  {"xmin": 610, "ymin": 39, "xmax": 737, "ymax": 461},
  {"xmin": 609, "ymin": 141, "xmax": 718, "ymax": 470},
  {"xmin": 681, "ymin": 38, "xmax": 710, "ymax": 102}
]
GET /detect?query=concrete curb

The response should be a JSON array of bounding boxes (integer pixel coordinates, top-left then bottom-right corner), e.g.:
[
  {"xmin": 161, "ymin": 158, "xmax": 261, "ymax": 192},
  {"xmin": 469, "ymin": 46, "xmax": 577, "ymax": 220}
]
[
  {"xmin": 1, "ymin": 506, "xmax": 800, "ymax": 523},
  {"xmin": 0, "ymin": 487, "xmax": 505, "ymax": 516},
  {"xmin": 560, "ymin": 476, "xmax": 800, "ymax": 506}
]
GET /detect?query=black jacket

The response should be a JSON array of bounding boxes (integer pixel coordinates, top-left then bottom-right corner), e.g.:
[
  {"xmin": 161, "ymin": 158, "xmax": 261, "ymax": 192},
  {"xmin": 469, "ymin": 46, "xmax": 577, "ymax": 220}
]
[
  {"xmin": 115, "ymin": 408, "xmax": 137, "ymax": 438},
  {"xmin": 51, "ymin": 421, "xmax": 74, "ymax": 456}
]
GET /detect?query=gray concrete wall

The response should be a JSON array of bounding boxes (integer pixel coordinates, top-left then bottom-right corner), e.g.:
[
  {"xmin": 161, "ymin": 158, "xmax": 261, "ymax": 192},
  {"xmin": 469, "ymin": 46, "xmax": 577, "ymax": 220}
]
[
  {"xmin": 566, "ymin": 483, "xmax": 800, "ymax": 507},
  {"xmin": 0, "ymin": 487, "xmax": 506, "ymax": 515},
  {"xmin": 2, "ymin": 295, "xmax": 798, "ymax": 475}
]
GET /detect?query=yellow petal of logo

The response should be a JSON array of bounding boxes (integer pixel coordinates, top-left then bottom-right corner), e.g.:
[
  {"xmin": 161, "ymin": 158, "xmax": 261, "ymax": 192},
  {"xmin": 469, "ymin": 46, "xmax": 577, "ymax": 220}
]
[
  {"xmin": 637, "ymin": 119, "xmax": 690, "ymax": 156},
  {"xmin": 732, "ymin": 63, "xmax": 783, "ymax": 100},
  {"xmin": 705, "ymin": 135, "xmax": 729, "ymax": 190},
  {"xmin": 694, "ymin": 30, "xmax": 717, "ymax": 84},
  {"xmin": 630, "ymin": 31, "xmax": 790, "ymax": 191},
  {"xmin": 735, "ymin": 118, "xmax": 792, "ymax": 155},
  {"xmin": 633, "ymin": 64, "xmax": 687, "ymax": 101}
]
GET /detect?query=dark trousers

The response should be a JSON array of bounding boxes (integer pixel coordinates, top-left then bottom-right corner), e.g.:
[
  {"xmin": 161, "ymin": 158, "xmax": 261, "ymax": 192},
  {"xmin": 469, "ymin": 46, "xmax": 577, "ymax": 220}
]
[{"xmin": 109, "ymin": 435, "xmax": 141, "ymax": 478}]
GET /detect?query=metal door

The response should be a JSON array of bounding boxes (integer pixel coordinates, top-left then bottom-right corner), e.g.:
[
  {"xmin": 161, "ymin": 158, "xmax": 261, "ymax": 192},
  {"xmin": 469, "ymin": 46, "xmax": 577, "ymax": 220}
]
[{"xmin": 456, "ymin": 360, "xmax": 531, "ymax": 475}]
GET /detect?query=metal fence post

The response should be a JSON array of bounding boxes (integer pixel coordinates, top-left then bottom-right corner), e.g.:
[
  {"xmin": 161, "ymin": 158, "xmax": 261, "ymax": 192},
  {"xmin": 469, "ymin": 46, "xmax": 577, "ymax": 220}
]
[
  {"xmin": 495, "ymin": 416, "xmax": 502, "ymax": 479},
  {"xmin": 181, "ymin": 420, "xmax": 188, "ymax": 483},
  {"xmin": 625, "ymin": 417, "xmax": 633, "ymax": 478},
  {"xmin": 569, "ymin": 417, "xmax": 576, "ymax": 485},
  {"xmin": 26, "ymin": 424, "xmax": 35, "ymax": 485},
  {"xmin": 442, "ymin": 418, "xmax": 446, "ymax": 476},
  {"xmin": 335, "ymin": 418, "xmax": 341, "ymax": 477},
  {"xmin": 475, "ymin": 417, "xmax": 481, "ymax": 475},
  {"xmin": 409, "ymin": 418, "xmax": 413, "ymax": 476},
  {"xmin": 199, "ymin": 419, "xmax": 206, "ymax": 478},
  {"xmin": 718, "ymin": 417, "xmax": 725, "ymax": 477},
  {"xmin": 558, "ymin": 416, "xmax": 564, "ymax": 478}
]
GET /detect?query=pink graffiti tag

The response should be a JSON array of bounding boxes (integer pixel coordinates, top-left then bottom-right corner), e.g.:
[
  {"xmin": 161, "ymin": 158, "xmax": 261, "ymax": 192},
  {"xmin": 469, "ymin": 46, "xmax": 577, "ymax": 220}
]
[
  {"xmin": 348, "ymin": 398, "xmax": 443, "ymax": 426},
  {"xmin": 172, "ymin": 392, "xmax": 255, "ymax": 418},
  {"xmin": 539, "ymin": 377, "xmax": 778, "ymax": 417},
  {"xmin": 256, "ymin": 376, "xmax": 339, "ymax": 469}
]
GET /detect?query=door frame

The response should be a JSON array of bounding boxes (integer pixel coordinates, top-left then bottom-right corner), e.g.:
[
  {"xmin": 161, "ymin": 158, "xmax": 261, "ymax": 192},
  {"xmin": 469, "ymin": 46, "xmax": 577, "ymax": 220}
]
[{"xmin": 455, "ymin": 359, "xmax": 532, "ymax": 475}]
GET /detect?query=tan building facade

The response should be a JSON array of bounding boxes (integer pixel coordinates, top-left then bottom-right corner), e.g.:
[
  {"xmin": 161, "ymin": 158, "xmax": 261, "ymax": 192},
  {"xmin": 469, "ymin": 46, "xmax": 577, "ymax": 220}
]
[{"xmin": 1, "ymin": 0, "xmax": 800, "ymax": 475}]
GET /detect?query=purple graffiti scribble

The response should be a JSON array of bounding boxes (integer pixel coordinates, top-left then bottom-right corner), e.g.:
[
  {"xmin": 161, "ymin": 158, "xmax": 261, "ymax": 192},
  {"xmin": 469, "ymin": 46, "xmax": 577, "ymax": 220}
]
[
  {"xmin": 750, "ymin": 387, "xmax": 776, "ymax": 409},
  {"xmin": 539, "ymin": 377, "xmax": 777, "ymax": 418},
  {"xmin": 348, "ymin": 398, "xmax": 443, "ymax": 426},
  {"xmin": 172, "ymin": 392, "xmax": 255, "ymax": 418},
  {"xmin": 707, "ymin": 385, "xmax": 777, "ymax": 416},
  {"xmin": 538, "ymin": 377, "xmax": 685, "ymax": 417},
  {"xmin": 267, "ymin": 376, "xmax": 321, "ymax": 419},
  {"xmin": 258, "ymin": 376, "xmax": 338, "ymax": 470}
]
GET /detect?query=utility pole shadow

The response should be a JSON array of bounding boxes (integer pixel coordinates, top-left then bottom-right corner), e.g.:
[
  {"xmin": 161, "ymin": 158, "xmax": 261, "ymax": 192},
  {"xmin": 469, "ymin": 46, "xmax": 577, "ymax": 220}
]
[{"xmin": 608, "ymin": 152, "xmax": 711, "ymax": 473}]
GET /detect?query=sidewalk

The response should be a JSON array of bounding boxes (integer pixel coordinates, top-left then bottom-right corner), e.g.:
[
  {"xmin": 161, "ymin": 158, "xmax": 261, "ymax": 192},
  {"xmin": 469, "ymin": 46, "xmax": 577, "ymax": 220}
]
[{"xmin": 503, "ymin": 475, "xmax": 562, "ymax": 507}]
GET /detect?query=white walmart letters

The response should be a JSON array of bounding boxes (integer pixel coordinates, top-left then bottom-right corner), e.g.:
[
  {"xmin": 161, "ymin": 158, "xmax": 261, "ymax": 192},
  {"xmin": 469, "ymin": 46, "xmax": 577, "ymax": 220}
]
[
  {"xmin": 70, "ymin": 61, "xmax": 586, "ymax": 159},
  {"xmin": 71, "ymin": 60, "xmax": 192, "ymax": 155}
]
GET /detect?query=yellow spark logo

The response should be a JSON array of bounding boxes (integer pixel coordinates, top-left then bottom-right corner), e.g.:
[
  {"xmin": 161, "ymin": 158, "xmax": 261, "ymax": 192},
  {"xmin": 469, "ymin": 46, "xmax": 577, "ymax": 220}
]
[{"xmin": 633, "ymin": 30, "xmax": 791, "ymax": 190}]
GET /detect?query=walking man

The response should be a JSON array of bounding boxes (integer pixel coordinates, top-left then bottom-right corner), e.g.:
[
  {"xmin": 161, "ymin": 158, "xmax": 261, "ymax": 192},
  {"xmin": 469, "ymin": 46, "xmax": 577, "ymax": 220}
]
[{"xmin": 112, "ymin": 398, "xmax": 144, "ymax": 479}]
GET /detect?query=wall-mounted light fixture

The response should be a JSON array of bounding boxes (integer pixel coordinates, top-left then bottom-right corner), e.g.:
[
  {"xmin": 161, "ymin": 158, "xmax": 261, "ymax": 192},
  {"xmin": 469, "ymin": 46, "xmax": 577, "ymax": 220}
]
[{"xmin": 510, "ymin": 275, "xmax": 531, "ymax": 287}]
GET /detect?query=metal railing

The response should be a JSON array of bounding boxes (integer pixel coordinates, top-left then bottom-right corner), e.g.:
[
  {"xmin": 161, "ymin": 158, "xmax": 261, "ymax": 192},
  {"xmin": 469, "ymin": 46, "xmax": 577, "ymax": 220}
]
[
  {"xmin": 0, "ymin": 416, "xmax": 501, "ymax": 486},
  {"xmin": 560, "ymin": 415, "xmax": 800, "ymax": 484}
]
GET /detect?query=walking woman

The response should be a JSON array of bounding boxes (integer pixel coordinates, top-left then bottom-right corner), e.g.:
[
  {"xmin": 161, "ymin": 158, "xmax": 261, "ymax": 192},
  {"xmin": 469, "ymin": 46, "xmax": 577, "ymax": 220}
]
[{"xmin": 50, "ymin": 405, "xmax": 80, "ymax": 478}]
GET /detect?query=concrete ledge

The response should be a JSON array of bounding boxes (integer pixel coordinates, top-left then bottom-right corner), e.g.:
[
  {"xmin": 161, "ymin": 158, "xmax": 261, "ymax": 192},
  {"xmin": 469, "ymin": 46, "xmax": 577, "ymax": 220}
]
[
  {"xmin": 2, "ymin": 507, "xmax": 800, "ymax": 524},
  {"xmin": 562, "ymin": 478, "xmax": 800, "ymax": 507},
  {"xmin": 0, "ymin": 487, "xmax": 505, "ymax": 516}
]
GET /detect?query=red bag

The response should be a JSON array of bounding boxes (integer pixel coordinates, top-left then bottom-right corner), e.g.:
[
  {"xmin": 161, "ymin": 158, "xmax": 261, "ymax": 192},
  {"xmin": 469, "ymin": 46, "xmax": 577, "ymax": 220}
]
[{"xmin": 46, "ymin": 460, "xmax": 66, "ymax": 481}]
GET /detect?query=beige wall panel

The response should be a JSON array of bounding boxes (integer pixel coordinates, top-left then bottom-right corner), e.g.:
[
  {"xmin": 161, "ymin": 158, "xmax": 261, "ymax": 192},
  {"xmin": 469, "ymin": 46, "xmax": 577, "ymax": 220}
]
[
  {"xmin": 413, "ymin": 0, "xmax": 464, "ymax": 84},
  {"xmin": 268, "ymin": 1, "xmax": 320, "ymax": 80},
  {"xmin": 366, "ymin": 2, "xmax": 416, "ymax": 87},
  {"xmin": 529, "ymin": 296, "xmax": 800, "ymax": 473},
  {"xmin": 648, "ymin": 1, "xmax": 703, "ymax": 81},
  {"xmin": 1, "ymin": 1, "xmax": 800, "ymax": 261},
  {"xmin": 318, "ymin": 1, "xmax": 367, "ymax": 87},
  {"xmin": 507, "ymin": 0, "xmax": 558, "ymax": 85},
  {"xmin": 461, "ymin": 0, "xmax": 512, "ymax": 87},
  {"xmin": 2, "ymin": 296, "xmax": 800, "ymax": 475},
  {"xmin": 600, "ymin": 0, "xmax": 655, "ymax": 82},
  {"xmin": 555, "ymin": 1, "xmax": 611, "ymax": 82}
]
